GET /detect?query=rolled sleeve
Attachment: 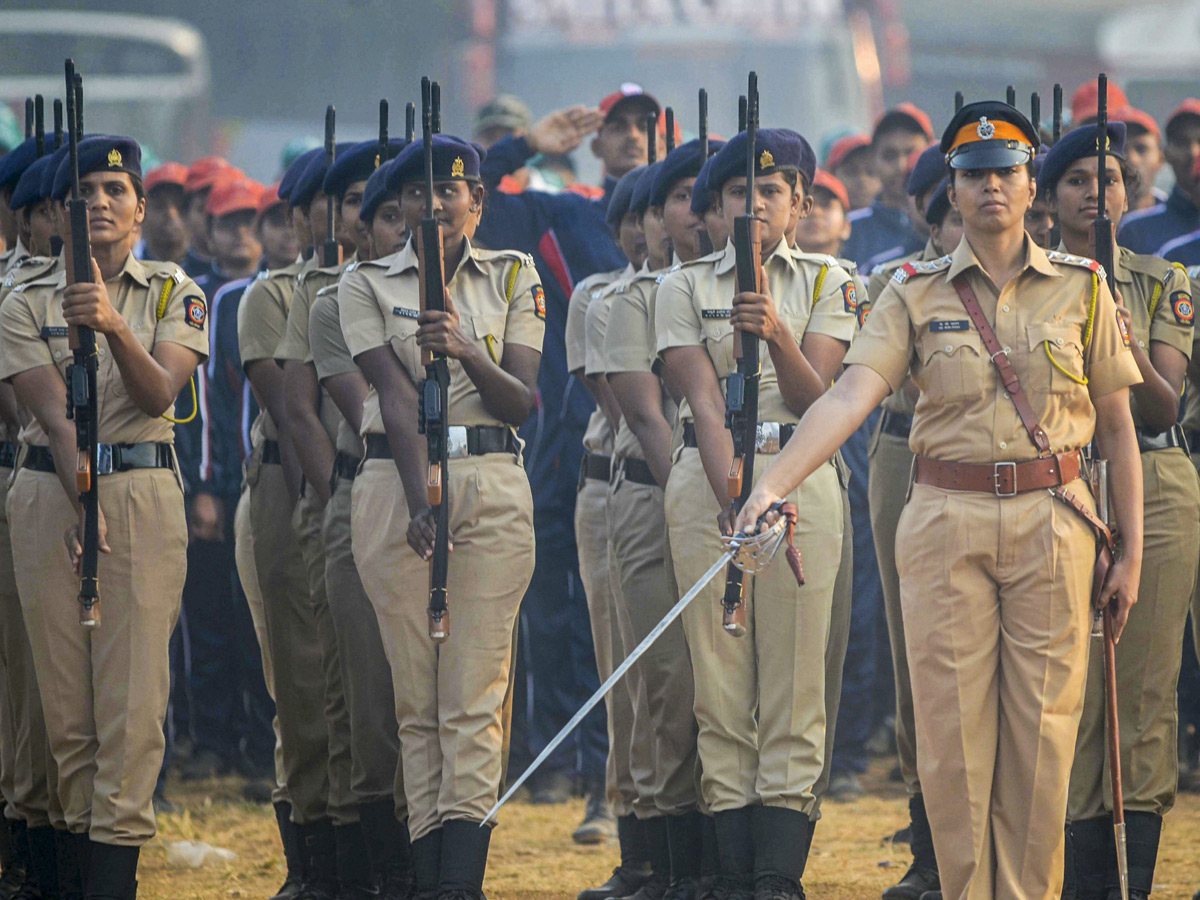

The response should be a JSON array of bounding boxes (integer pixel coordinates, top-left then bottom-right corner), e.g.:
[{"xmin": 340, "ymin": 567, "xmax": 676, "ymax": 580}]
[
  {"xmin": 806, "ymin": 264, "xmax": 858, "ymax": 343},
  {"xmin": 604, "ymin": 283, "xmax": 654, "ymax": 374},
  {"xmin": 655, "ymin": 269, "xmax": 704, "ymax": 354},
  {"xmin": 841, "ymin": 279, "xmax": 915, "ymax": 393},
  {"xmin": 1086, "ymin": 276, "xmax": 1143, "ymax": 399},
  {"xmin": 339, "ymin": 267, "xmax": 389, "ymax": 359},
  {"xmin": 0, "ymin": 290, "xmax": 51, "ymax": 381},
  {"xmin": 1148, "ymin": 265, "xmax": 1194, "ymax": 359},
  {"xmin": 310, "ymin": 291, "xmax": 359, "ymax": 382},
  {"xmin": 154, "ymin": 276, "xmax": 210, "ymax": 362}
]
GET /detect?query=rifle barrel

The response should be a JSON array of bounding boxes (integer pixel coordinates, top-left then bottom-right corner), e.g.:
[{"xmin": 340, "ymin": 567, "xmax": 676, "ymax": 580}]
[
  {"xmin": 665, "ymin": 107, "xmax": 675, "ymax": 155},
  {"xmin": 53, "ymin": 99, "xmax": 63, "ymax": 147},
  {"xmin": 1031, "ymin": 92, "xmax": 1041, "ymax": 133},
  {"xmin": 646, "ymin": 112, "xmax": 657, "ymax": 166},
  {"xmin": 34, "ymin": 95, "xmax": 44, "ymax": 157},
  {"xmin": 24, "ymin": 98, "xmax": 33, "ymax": 139},
  {"xmin": 954, "ymin": 90, "xmax": 964, "ymax": 113},
  {"xmin": 379, "ymin": 98, "xmax": 388, "ymax": 152},
  {"xmin": 431, "ymin": 82, "xmax": 441, "ymax": 134},
  {"xmin": 1053, "ymin": 83, "xmax": 1063, "ymax": 144},
  {"xmin": 323, "ymin": 105, "xmax": 338, "ymax": 267},
  {"xmin": 405, "ymin": 102, "xmax": 416, "ymax": 143},
  {"xmin": 1006, "ymin": 85, "xmax": 1016, "ymax": 106}
]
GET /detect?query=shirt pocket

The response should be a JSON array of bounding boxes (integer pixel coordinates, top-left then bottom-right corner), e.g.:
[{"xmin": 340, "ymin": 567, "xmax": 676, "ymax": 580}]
[
  {"xmin": 917, "ymin": 330, "xmax": 986, "ymax": 404},
  {"xmin": 701, "ymin": 316, "xmax": 735, "ymax": 377},
  {"xmin": 1026, "ymin": 322, "xmax": 1085, "ymax": 394},
  {"xmin": 469, "ymin": 313, "xmax": 508, "ymax": 364}
]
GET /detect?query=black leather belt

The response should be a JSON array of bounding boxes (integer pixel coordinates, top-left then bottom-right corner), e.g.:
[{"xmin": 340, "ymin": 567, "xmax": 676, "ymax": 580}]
[
  {"xmin": 23, "ymin": 442, "xmax": 175, "ymax": 475},
  {"xmin": 333, "ymin": 451, "xmax": 361, "ymax": 482},
  {"xmin": 620, "ymin": 457, "xmax": 657, "ymax": 486},
  {"xmin": 579, "ymin": 451, "xmax": 612, "ymax": 485},
  {"xmin": 879, "ymin": 410, "xmax": 914, "ymax": 439},
  {"xmin": 262, "ymin": 439, "xmax": 282, "ymax": 465},
  {"xmin": 681, "ymin": 421, "xmax": 796, "ymax": 451},
  {"xmin": 1136, "ymin": 424, "xmax": 1188, "ymax": 454},
  {"xmin": 364, "ymin": 426, "xmax": 518, "ymax": 461},
  {"xmin": 0, "ymin": 442, "xmax": 15, "ymax": 470}
]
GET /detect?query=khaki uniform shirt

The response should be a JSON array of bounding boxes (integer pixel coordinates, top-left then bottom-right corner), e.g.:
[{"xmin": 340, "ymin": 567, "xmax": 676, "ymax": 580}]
[
  {"xmin": 1184, "ymin": 267, "xmax": 1200, "ymax": 433},
  {"xmin": 1, "ymin": 255, "xmax": 58, "ymax": 304},
  {"xmin": 844, "ymin": 236, "xmax": 1142, "ymax": 464},
  {"xmin": 0, "ymin": 238, "xmax": 29, "ymax": 277},
  {"xmin": 309, "ymin": 280, "xmax": 365, "ymax": 458},
  {"xmin": 0, "ymin": 253, "xmax": 209, "ymax": 446},
  {"xmin": 655, "ymin": 239, "xmax": 858, "ymax": 424},
  {"xmin": 339, "ymin": 238, "xmax": 545, "ymax": 436},
  {"xmin": 569, "ymin": 266, "xmax": 629, "ymax": 458},
  {"xmin": 238, "ymin": 258, "xmax": 309, "ymax": 445}
]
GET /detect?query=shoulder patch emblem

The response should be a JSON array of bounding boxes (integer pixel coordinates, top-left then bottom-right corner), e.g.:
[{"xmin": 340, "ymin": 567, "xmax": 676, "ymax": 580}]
[
  {"xmin": 185, "ymin": 295, "xmax": 207, "ymax": 330},
  {"xmin": 857, "ymin": 297, "xmax": 871, "ymax": 328},
  {"xmin": 392, "ymin": 306, "xmax": 420, "ymax": 320},
  {"xmin": 532, "ymin": 284, "xmax": 546, "ymax": 320},
  {"xmin": 1171, "ymin": 291, "xmax": 1194, "ymax": 326},
  {"xmin": 841, "ymin": 281, "xmax": 857, "ymax": 314},
  {"xmin": 1116, "ymin": 309, "xmax": 1131, "ymax": 348}
]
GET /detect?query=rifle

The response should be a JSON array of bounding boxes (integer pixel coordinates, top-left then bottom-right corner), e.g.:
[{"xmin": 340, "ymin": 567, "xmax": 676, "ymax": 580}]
[
  {"xmin": 431, "ymin": 81, "xmax": 442, "ymax": 134},
  {"xmin": 405, "ymin": 102, "xmax": 416, "ymax": 143},
  {"xmin": 24, "ymin": 98, "xmax": 32, "ymax": 140},
  {"xmin": 53, "ymin": 99, "xmax": 63, "ymax": 148},
  {"xmin": 698, "ymin": 88, "xmax": 713, "ymax": 256},
  {"xmin": 378, "ymin": 99, "xmax": 388, "ymax": 167},
  {"xmin": 74, "ymin": 73, "xmax": 82, "ymax": 132},
  {"xmin": 1006, "ymin": 84, "xmax": 1017, "ymax": 107},
  {"xmin": 322, "ymin": 106, "xmax": 341, "ymax": 268},
  {"xmin": 1030, "ymin": 92, "xmax": 1041, "ymax": 137},
  {"xmin": 34, "ymin": 95, "xmax": 44, "ymax": 157},
  {"xmin": 1053, "ymin": 83, "xmax": 1063, "ymax": 144},
  {"xmin": 738, "ymin": 95, "xmax": 747, "ymax": 133},
  {"xmin": 665, "ymin": 106, "xmax": 675, "ymax": 155},
  {"xmin": 63, "ymin": 59, "xmax": 101, "ymax": 628},
  {"xmin": 1092, "ymin": 74, "xmax": 1129, "ymax": 900},
  {"xmin": 954, "ymin": 91, "xmax": 964, "ymax": 113},
  {"xmin": 721, "ymin": 71, "xmax": 763, "ymax": 637},
  {"xmin": 646, "ymin": 112, "xmax": 658, "ymax": 167},
  {"xmin": 416, "ymin": 76, "xmax": 451, "ymax": 642}
]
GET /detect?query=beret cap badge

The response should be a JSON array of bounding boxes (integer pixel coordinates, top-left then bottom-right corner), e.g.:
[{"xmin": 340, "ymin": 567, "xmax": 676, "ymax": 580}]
[
  {"xmin": 107, "ymin": 148, "xmax": 123, "ymax": 167},
  {"xmin": 759, "ymin": 149, "xmax": 775, "ymax": 170},
  {"xmin": 976, "ymin": 117, "xmax": 995, "ymax": 140},
  {"xmin": 451, "ymin": 156, "xmax": 465, "ymax": 178}
]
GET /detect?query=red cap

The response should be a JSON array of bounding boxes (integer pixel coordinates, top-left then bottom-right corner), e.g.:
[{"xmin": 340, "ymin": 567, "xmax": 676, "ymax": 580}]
[
  {"xmin": 874, "ymin": 103, "xmax": 934, "ymax": 142},
  {"xmin": 206, "ymin": 176, "xmax": 265, "ymax": 218},
  {"xmin": 811, "ymin": 169, "xmax": 850, "ymax": 211},
  {"xmin": 1071, "ymin": 80, "xmax": 1129, "ymax": 124},
  {"xmin": 144, "ymin": 162, "xmax": 188, "ymax": 193},
  {"xmin": 599, "ymin": 83, "xmax": 660, "ymax": 120},
  {"xmin": 1167, "ymin": 99, "xmax": 1200, "ymax": 138},
  {"xmin": 1111, "ymin": 106, "xmax": 1161, "ymax": 140},
  {"xmin": 825, "ymin": 133, "xmax": 871, "ymax": 172},
  {"xmin": 256, "ymin": 181, "xmax": 285, "ymax": 219},
  {"xmin": 184, "ymin": 156, "xmax": 236, "ymax": 194}
]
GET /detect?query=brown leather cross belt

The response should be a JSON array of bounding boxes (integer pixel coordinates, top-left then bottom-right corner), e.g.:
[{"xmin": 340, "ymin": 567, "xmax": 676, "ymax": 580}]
[{"xmin": 915, "ymin": 449, "xmax": 1082, "ymax": 497}]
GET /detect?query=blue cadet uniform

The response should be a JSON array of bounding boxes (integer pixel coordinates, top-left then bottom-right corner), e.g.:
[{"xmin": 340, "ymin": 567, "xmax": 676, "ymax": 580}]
[
  {"xmin": 862, "ymin": 145, "xmax": 946, "ymax": 275},
  {"xmin": 1119, "ymin": 185, "xmax": 1200, "ymax": 256},
  {"xmin": 475, "ymin": 135, "xmax": 625, "ymax": 796},
  {"xmin": 1161, "ymin": 228, "xmax": 1200, "ymax": 266}
]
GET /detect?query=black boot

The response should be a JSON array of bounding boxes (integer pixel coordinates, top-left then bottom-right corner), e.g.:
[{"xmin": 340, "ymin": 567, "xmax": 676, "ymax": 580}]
[
  {"xmin": 750, "ymin": 806, "xmax": 809, "ymax": 900},
  {"xmin": 883, "ymin": 795, "xmax": 939, "ymax": 900},
  {"xmin": 437, "ymin": 819, "xmax": 491, "ymax": 899},
  {"xmin": 334, "ymin": 821, "xmax": 375, "ymax": 900},
  {"xmin": 712, "ymin": 808, "xmax": 755, "ymax": 900},
  {"xmin": 625, "ymin": 817, "xmax": 670, "ymax": 900},
  {"xmin": 82, "ymin": 842, "xmax": 139, "ymax": 900},
  {"xmin": 358, "ymin": 797, "xmax": 413, "ymax": 899},
  {"xmin": 0, "ymin": 819, "xmax": 29, "ymax": 898},
  {"xmin": 1108, "ymin": 812, "xmax": 1161, "ymax": 900},
  {"xmin": 271, "ymin": 802, "xmax": 304, "ymax": 900},
  {"xmin": 578, "ymin": 815, "xmax": 651, "ymax": 900},
  {"xmin": 410, "ymin": 828, "xmax": 441, "ymax": 900},
  {"xmin": 1071, "ymin": 816, "xmax": 1115, "ymax": 900},
  {"xmin": 295, "ymin": 819, "xmax": 338, "ymax": 900},
  {"xmin": 54, "ymin": 831, "xmax": 84, "ymax": 900},
  {"xmin": 663, "ymin": 811, "xmax": 705, "ymax": 898},
  {"xmin": 23, "ymin": 825, "xmax": 58, "ymax": 898}
]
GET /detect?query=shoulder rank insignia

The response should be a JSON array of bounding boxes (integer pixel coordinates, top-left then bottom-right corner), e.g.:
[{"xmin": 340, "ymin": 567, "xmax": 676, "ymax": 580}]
[
  {"xmin": 171, "ymin": 266, "xmax": 185, "ymax": 285},
  {"xmin": 345, "ymin": 260, "xmax": 360, "ymax": 273},
  {"xmin": 1189, "ymin": 265, "xmax": 1200, "ymax": 280},
  {"xmin": 1045, "ymin": 250, "xmax": 1104, "ymax": 278},
  {"xmin": 256, "ymin": 269, "xmax": 270, "ymax": 281},
  {"xmin": 2, "ymin": 272, "xmax": 13, "ymax": 289},
  {"xmin": 892, "ymin": 256, "xmax": 952, "ymax": 284}
]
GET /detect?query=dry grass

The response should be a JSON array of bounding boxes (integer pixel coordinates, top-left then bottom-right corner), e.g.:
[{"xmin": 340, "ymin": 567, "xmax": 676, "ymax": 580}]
[{"xmin": 139, "ymin": 764, "xmax": 1200, "ymax": 899}]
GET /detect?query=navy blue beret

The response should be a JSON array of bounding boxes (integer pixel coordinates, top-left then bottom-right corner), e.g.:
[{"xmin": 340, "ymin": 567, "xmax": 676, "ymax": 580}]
[
  {"xmin": 691, "ymin": 155, "xmax": 716, "ymax": 215},
  {"xmin": 10, "ymin": 154, "xmax": 57, "ymax": 210},
  {"xmin": 279, "ymin": 146, "xmax": 323, "ymax": 203},
  {"xmin": 924, "ymin": 177, "xmax": 952, "ymax": 226},
  {"xmin": 941, "ymin": 101, "xmax": 1038, "ymax": 170},
  {"xmin": 43, "ymin": 145, "xmax": 71, "ymax": 201},
  {"xmin": 630, "ymin": 161, "xmax": 663, "ymax": 217},
  {"xmin": 360, "ymin": 158, "xmax": 397, "ymax": 223},
  {"xmin": 605, "ymin": 165, "xmax": 646, "ymax": 230},
  {"xmin": 386, "ymin": 135, "xmax": 487, "ymax": 191},
  {"xmin": 0, "ymin": 136, "xmax": 42, "ymax": 193},
  {"xmin": 52, "ymin": 136, "xmax": 138, "ymax": 204},
  {"xmin": 706, "ymin": 128, "xmax": 816, "ymax": 198},
  {"xmin": 324, "ymin": 138, "xmax": 408, "ymax": 198},
  {"xmin": 290, "ymin": 142, "xmax": 353, "ymax": 209},
  {"xmin": 1036, "ymin": 122, "xmax": 1127, "ymax": 196},
  {"xmin": 906, "ymin": 145, "xmax": 947, "ymax": 199},
  {"xmin": 650, "ymin": 139, "xmax": 725, "ymax": 210}
]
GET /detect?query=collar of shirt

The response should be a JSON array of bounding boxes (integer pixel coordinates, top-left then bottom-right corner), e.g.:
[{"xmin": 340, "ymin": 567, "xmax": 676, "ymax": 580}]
[
  {"xmin": 946, "ymin": 233, "xmax": 1060, "ymax": 288},
  {"xmin": 713, "ymin": 236, "xmax": 800, "ymax": 276},
  {"xmin": 385, "ymin": 235, "xmax": 486, "ymax": 279}
]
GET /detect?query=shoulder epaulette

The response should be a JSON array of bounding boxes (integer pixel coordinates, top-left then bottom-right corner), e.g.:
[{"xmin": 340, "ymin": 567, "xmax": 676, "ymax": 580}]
[
  {"xmin": 1188, "ymin": 265, "xmax": 1200, "ymax": 281},
  {"xmin": 344, "ymin": 260, "xmax": 360, "ymax": 273},
  {"xmin": 892, "ymin": 255, "xmax": 952, "ymax": 284},
  {"xmin": 1121, "ymin": 250, "xmax": 1174, "ymax": 283},
  {"xmin": 473, "ymin": 247, "xmax": 535, "ymax": 268},
  {"xmin": 836, "ymin": 257, "xmax": 858, "ymax": 276},
  {"xmin": 679, "ymin": 248, "xmax": 724, "ymax": 268},
  {"xmin": 255, "ymin": 269, "xmax": 271, "ymax": 281},
  {"xmin": 2, "ymin": 256, "xmax": 53, "ymax": 290},
  {"xmin": 1045, "ymin": 250, "xmax": 1105, "ymax": 279},
  {"xmin": 315, "ymin": 283, "xmax": 339, "ymax": 297}
]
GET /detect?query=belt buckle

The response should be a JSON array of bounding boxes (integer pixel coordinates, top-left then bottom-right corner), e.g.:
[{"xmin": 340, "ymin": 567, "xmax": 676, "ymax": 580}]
[
  {"xmin": 446, "ymin": 426, "xmax": 469, "ymax": 460},
  {"xmin": 755, "ymin": 422, "xmax": 781, "ymax": 454},
  {"xmin": 96, "ymin": 444, "xmax": 114, "ymax": 476},
  {"xmin": 993, "ymin": 461, "xmax": 1017, "ymax": 497}
]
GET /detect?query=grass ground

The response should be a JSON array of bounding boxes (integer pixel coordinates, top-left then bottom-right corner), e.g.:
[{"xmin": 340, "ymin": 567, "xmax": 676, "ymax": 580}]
[{"xmin": 139, "ymin": 763, "xmax": 1200, "ymax": 899}]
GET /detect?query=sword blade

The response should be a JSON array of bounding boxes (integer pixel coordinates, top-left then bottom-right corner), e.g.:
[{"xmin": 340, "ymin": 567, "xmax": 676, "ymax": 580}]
[{"xmin": 482, "ymin": 546, "xmax": 736, "ymax": 825}]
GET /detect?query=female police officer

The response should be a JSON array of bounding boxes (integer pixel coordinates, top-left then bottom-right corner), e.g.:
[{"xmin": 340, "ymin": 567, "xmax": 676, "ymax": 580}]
[
  {"xmin": 0, "ymin": 135, "xmax": 208, "ymax": 899},
  {"xmin": 656, "ymin": 129, "xmax": 857, "ymax": 900},
  {"xmin": 339, "ymin": 134, "xmax": 543, "ymax": 900},
  {"xmin": 1039, "ymin": 122, "xmax": 1199, "ymax": 900},
  {"xmin": 735, "ymin": 102, "xmax": 1143, "ymax": 900}
]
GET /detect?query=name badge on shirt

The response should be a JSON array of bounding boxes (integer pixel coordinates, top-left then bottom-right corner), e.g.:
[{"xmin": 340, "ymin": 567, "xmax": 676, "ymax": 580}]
[
  {"xmin": 702, "ymin": 309, "xmax": 732, "ymax": 319},
  {"xmin": 929, "ymin": 319, "xmax": 971, "ymax": 333},
  {"xmin": 40, "ymin": 326, "xmax": 68, "ymax": 339},
  {"xmin": 392, "ymin": 307, "xmax": 420, "ymax": 320}
]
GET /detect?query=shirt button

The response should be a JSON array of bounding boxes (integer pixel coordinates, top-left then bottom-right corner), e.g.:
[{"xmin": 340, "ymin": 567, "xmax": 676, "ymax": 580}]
[
  {"xmin": 1004, "ymin": 346, "xmax": 1011, "ymax": 354},
  {"xmin": 999, "ymin": 441, "xmax": 1008, "ymax": 449},
  {"xmin": 1002, "ymin": 304, "xmax": 1010, "ymax": 313},
  {"xmin": 945, "ymin": 344, "xmax": 953, "ymax": 353},
  {"xmin": 53, "ymin": 350, "xmax": 62, "ymax": 360},
  {"xmin": 1003, "ymin": 391, "xmax": 1010, "ymax": 399},
  {"xmin": 99, "ymin": 348, "xmax": 106, "ymax": 356},
  {"xmin": 1138, "ymin": 340, "xmax": 1145, "ymax": 348},
  {"xmin": 1056, "ymin": 337, "xmax": 1064, "ymax": 347}
]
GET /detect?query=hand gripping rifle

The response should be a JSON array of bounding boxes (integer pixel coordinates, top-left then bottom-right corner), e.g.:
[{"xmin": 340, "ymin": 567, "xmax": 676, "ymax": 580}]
[
  {"xmin": 1092, "ymin": 76, "xmax": 1129, "ymax": 900},
  {"xmin": 721, "ymin": 71, "xmax": 765, "ymax": 637},
  {"xmin": 698, "ymin": 88, "xmax": 713, "ymax": 256},
  {"xmin": 63, "ymin": 59, "xmax": 101, "ymax": 628},
  {"xmin": 322, "ymin": 106, "xmax": 341, "ymax": 268},
  {"xmin": 416, "ymin": 76, "xmax": 451, "ymax": 642}
]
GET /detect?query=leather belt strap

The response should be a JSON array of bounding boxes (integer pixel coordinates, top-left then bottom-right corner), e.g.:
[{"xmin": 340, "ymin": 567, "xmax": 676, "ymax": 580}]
[
  {"xmin": 262, "ymin": 439, "xmax": 282, "ymax": 466},
  {"xmin": 952, "ymin": 275, "xmax": 1053, "ymax": 456},
  {"xmin": 620, "ymin": 457, "xmax": 658, "ymax": 487},
  {"xmin": 24, "ymin": 442, "xmax": 175, "ymax": 475},
  {"xmin": 364, "ymin": 427, "xmax": 517, "ymax": 461},
  {"xmin": 580, "ymin": 452, "xmax": 612, "ymax": 483},
  {"xmin": 333, "ymin": 451, "xmax": 361, "ymax": 483},
  {"xmin": 0, "ymin": 442, "xmax": 15, "ymax": 470},
  {"xmin": 1135, "ymin": 424, "xmax": 1187, "ymax": 454},
  {"xmin": 915, "ymin": 450, "xmax": 1082, "ymax": 497},
  {"xmin": 879, "ymin": 410, "xmax": 913, "ymax": 439},
  {"xmin": 681, "ymin": 421, "xmax": 795, "ymax": 451}
]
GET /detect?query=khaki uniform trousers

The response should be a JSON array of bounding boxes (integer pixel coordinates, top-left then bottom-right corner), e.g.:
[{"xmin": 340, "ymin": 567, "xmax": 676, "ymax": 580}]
[
  {"xmin": 1189, "ymin": 447, "xmax": 1200, "ymax": 667},
  {"xmin": 869, "ymin": 426, "xmax": 920, "ymax": 795},
  {"xmin": 575, "ymin": 473, "xmax": 641, "ymax": 818},
  {"xmin": 1070, "ymin": 447, "xmax": 1200, "ymax": 819},
  {"xmin": 9, "ymin": 467, "xmax": 186, "ymax": 845},
  {"xmin": 812, "ymin": 460, "xmax": 853, "ymax": 814},
  {"xmin": 233, "ymin": 485, "xmax": 287, "ymax": 803},
  {"xmin": 666, "ymin": 447, "xmax": 841, "ymax": 815},
  {"xmin": 323, "ymin": 472, "xmax": 402, "ymax": 811},
  {"xmin": 293, "ymin": 490, "xmax": 353, "ymax": 825},
  {"xmin": 897, "ymin": 481, "xmax": 1096, "ymax": 900},
  {"xmin": 608, "ymin": 468, "xmax": 698, "ymax": 816},
  {"xmin": 351, "ymin": 455, "xmax": 533, "ymax": 841},
  {"xmin": 0, "ymin": 466, "xmax": 57, "ymax": 828},
  {"xmin": 248, "ymin": 456, "xmax": 330, "ymax": 825}
]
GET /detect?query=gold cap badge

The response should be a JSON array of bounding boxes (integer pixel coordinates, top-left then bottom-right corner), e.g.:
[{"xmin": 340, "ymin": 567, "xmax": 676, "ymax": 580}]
[
  {"xmin": 107, "ymin": 148, "xmax": 123, "ymax": 167},
  {"xmin": 451, "ymin": 157, "xmax": 465, "ymax": 178},
  {"xmin": 759, "ymin": 149, "xmax": 775, "ymax": 170}
]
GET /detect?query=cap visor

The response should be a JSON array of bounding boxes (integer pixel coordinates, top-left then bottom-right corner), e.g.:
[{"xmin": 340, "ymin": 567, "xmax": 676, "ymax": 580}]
[
  {"xmin": 605, "ymin": 94, "xmax": 659, "ymax": 122},
  {"xmin": 948, "ymin": 143, "xmax": 1033, "ymax": 170}
]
